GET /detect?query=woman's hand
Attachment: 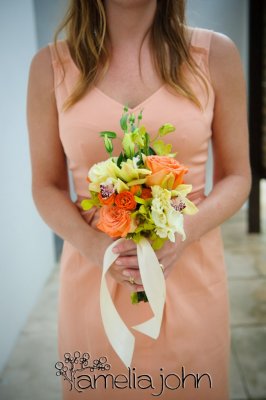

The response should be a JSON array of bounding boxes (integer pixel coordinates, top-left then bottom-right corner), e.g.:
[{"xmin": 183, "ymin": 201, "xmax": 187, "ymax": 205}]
[
  {"xmin": 154, "ymin": 236, "xmax": 187, "ymax": 278},
  {"xmin": 86, "ymin": 208, "xmax": 144, "ymax": 293},
  {"xmin": 112, "ymin": 234, "xmax": 187, "ymax": 285}
]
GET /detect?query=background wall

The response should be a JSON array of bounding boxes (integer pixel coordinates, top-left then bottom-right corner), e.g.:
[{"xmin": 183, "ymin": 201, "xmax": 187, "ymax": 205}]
[
  {"xmin": 187, "ymin": 0, "xmax": 249, "ymax": 76},
  {"xmin": 33, "ymin": 0, "xmax": 66, "ymax": 47},
  {"xmin": 0, "ymin": 0, "xmax": 249, "ymax": 374},
  {"xmin": 187, "ymin": 0, "xmax": 249, "ymax": 194},
  {"xmin": 0, "ymin": 0, "xmax": 55, "ymax": 373}
]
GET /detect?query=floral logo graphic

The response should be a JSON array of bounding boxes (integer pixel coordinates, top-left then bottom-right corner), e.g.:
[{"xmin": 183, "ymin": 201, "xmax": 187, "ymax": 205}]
[{"xmin": 55, "ymin": 351, "xmax": 111, "ymax": 392}]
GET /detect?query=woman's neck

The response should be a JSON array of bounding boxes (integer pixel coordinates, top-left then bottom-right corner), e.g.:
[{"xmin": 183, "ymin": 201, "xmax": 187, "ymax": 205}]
[{"xmin": 103, "ymin": 0, "xmax": 157, "ymax": 50}]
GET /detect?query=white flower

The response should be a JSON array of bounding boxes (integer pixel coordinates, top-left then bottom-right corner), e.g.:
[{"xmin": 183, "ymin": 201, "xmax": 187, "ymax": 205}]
[
  {"xmin": 151, "ymin": 185, "xmax": 186, "ymax": 242},
  {"xmin": 132, "ymin": 155, "xmax": 140, "ymax": 169}
]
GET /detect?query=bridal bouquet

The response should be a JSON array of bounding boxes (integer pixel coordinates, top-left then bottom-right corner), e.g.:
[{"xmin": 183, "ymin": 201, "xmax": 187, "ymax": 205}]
[
  {"xmin": 81, "ymin": 106, "xmax": 198, "ymax": 297},
  {"xmin": 81, "ymin": 106, "xmax": 198, "ymax": 367}
]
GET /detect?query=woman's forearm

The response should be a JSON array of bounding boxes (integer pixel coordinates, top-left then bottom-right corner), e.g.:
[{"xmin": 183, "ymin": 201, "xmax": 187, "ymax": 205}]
[
  {"xmin": 32, "ymin": 184, "xmax": 95, "ymax": 254},
  {"xmin": 184, "ymin": 174, "xmax": 251, "ymax": 244}
]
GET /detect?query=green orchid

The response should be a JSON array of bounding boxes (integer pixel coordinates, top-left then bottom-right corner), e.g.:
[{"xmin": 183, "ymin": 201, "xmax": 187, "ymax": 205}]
[
  {"xmin": 171, "ymin": 184, "xmax": 199, "ymax": 215},
  {"xmin": 117, "ymin": 159, "xmax": 151, "ymax": 183},
  {"xmin": 153, "ymin": 140, "xmax": 176, "ymax": 157},
  {"xmin": 114, "ymin": 178, "xmax": 129, "ymax": 193},
  {"xmin": 158, "ymin": 123, "xmax": 175, "ymax": 136}
]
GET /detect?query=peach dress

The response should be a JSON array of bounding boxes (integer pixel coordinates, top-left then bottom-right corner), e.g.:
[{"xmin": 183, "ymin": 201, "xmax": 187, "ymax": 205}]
[{"xmin": 49, "ymin": 27, "xmax": 230, "ymax": 400}]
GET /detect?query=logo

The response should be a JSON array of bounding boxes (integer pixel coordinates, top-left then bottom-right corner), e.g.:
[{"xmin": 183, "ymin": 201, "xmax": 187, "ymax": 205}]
[
  {"xmin": 55, "ymin": 352, "xmax": 212, "ymax": 396},
  {"xmin": 55, "ymin": 351, "xmax": 111, "ymax": 393}
]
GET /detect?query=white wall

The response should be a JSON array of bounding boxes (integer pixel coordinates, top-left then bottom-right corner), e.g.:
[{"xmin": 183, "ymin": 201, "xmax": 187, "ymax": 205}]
[
  {"xmin": 187, "ymin": 0, "xmax": 249, "ymax": 76},
  {"xmin": 33, "ymin": 0, "xmax": 67, "ymax": 47},
  {"xmin": 187, "ymin": 0, "xmax": 249, "ymax": 194},
  {"xmin": 0, "ymin": 0, "xmax": 55, "ymax": 373}
]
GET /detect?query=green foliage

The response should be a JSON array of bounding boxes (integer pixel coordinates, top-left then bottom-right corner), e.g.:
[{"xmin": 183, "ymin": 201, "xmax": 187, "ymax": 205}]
[
  {"xmin": 148, "ymin": 146, "xmax": 156, "ymax": 155},
  {"xmin": 99, "ymin": 131, "xmax": 117, "ymax": 138},
  {"xmin": 81, "ymin": 192, "xmax": 100, "ymax": 211},
  {"xmin": 130, "ymin": 291, "xmax": 148, "ymax": 304},
  {"xmin": 153, "ymin": 140, "xmax": 173, "ymax": 156}
]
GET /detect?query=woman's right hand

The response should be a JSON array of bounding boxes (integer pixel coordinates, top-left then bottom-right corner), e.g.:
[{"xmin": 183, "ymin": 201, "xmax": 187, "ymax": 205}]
[{"xmin": 82, "ymin": 208, "xmax": 144, "ymax": 293}]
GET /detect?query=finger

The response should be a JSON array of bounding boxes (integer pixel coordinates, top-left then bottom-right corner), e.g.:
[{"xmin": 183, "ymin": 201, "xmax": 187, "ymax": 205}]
[
  {"xmin": 116, "ymin": 256, "xmax": 139, "ymax": 267},
  {"xmin": 155, "ymin": 243, "xmax": 176, "ymax": 260},
  {"xmin": 159, "ymin": 254, "xmax": 177, "ymax": 278},
  {"xmin": 123, "ymin": 280, "xmax": 144, "ymax": 293},
  {"xmin": 122, "ymin": 268, "xmax": 142, "ymax": 285},
  {"xmin": 116, "ymin": 249, "xmax": 137, "ymax": 256},
  {"xmin": 109, "ymin": 264, "xmax": 142, "ymax": 284},
  {"xmin": 112, "ymin": 239, "xmax": 137, "ymax": 255}
]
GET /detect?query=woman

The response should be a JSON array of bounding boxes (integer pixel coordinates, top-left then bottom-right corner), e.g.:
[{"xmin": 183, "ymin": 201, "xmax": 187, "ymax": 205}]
[{"xmin": 27, "ymin": 0, "xmax": 251, "ymax": 399}]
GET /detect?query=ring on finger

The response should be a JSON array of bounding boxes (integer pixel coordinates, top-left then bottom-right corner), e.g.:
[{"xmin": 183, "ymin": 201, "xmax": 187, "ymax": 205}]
[
  {"xmin": 159, "ymin": 263, "xmax": 164, "ymax": 272},
  {"xmin": 129, "ymin": 276, "xmax": 136, "ymax": 285}
]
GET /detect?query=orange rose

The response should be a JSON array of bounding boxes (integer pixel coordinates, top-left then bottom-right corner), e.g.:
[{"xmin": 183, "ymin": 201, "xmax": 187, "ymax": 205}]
[
  {"xmin": 97, "ymin": 206, "xmax": 132, "ymax": 238},
  {"xmin": 98, "ymin": 192, "xmax": 116, "ymax": 206},
  {"xmin": 115, "ymin": 191, "xmax": 137, "ymax": 210},
  {"xmin": 145, "ymin": 155, "xmax": 188, "ymax": 189},
  {"xmin": 141, "ymin": 187, "xmax": 152, "ymax": 199}
]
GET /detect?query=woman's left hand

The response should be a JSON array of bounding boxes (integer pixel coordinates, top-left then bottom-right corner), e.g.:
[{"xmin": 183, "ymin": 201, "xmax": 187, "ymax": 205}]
[
  {"xmin": 112, "ymin": 234, "xmax": 187, "ymax": 281},
  {"xmin": 153, "ymin": 236, "xmax": 187, "ymax": 278}
]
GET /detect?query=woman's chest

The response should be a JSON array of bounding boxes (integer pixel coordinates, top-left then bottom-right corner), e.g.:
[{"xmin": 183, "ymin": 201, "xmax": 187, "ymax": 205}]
[{"xmin": 95, "ymin": 50, "xmax": 164, "ymax": 110}]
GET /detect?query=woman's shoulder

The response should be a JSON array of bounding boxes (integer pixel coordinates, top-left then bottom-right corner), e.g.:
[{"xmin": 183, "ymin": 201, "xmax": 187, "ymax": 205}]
[
  {"xmin": 28, "ymin": 45, "xmax": 54, "ymax": 89},
  {"xmin": 29, "ymin": 40, "xmax": 70, "ymax": 89},
  {"xmin": 30, "ymin": 40, "xmax": 68, "ymax": 71},
  {"xmin": 201, "ymin": 30, "xmax": 245, "ymax": 96},
  {"xmin": 187, "ymin": 25, "xmax": 239, "ymax": 55},
  {"xmin": 209, "ymin": 30, "xmax": 241, "ymax": 64}
]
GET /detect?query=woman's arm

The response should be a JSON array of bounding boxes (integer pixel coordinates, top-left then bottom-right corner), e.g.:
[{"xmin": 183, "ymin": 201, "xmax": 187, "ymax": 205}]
[
  {"xmin": 113, "ymin": 32, "xmax": 252, "ymax": 277},
  {"xmin": 183, "ymin": 31, "xmax": 252, "ymax": 243},
  {"xmin": 175, "ymin": 32, "xmax": 252, "ymax": 243},
  {"xmin": 27, "ymin": 46, "xmax": 115, "ymax": 266}
]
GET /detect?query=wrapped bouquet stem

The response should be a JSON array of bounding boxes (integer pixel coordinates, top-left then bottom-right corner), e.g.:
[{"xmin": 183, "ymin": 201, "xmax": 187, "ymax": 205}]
[{"xmin": 81, "ymin": 107, "xmax": 198, "ymax": 367}]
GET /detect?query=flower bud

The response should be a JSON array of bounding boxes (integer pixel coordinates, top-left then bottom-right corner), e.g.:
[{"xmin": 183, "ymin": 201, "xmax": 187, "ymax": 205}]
[
  {"xmin": 122, "ymin": 133, "xmax": 135, "ymax": 158},
  {"xmin": 104, "ymin": 135, "xmax": 113, "ymax": 154}
]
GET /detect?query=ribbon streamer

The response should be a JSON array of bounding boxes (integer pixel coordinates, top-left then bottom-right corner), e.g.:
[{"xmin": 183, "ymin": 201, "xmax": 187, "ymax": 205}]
[{"xmin": 100, "ymin": 237, "xmax": 166, "ymax": 368}]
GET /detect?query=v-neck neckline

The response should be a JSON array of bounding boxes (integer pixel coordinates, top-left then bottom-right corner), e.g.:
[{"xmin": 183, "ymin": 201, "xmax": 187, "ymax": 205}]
[
  {"xmin": 63, "ymin": 27, "xmax": 196, "ymax": 112},
  {"xmin": 92, "ymin": 83, "xmax": 166, "ymax": 113}
]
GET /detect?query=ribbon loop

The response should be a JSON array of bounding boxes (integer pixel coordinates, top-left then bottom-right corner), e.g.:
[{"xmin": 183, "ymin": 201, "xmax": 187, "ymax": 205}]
[{"xmin": 100, "ymin": 238, "xmax": 166, "ymax": 368}]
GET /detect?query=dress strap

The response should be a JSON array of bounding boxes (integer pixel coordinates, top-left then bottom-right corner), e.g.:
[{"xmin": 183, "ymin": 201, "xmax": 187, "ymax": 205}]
[
  {"xmin": 190, "ymin": 27, "xmax": 214, "ymax": 53},
  {"xmin": 48, "ymin": 40, "xmax": 69, "ymax": 65}
]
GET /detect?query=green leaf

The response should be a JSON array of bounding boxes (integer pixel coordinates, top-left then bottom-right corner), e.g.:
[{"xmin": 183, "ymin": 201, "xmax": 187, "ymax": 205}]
[
  {"xmin": 130, "ymin": 291, "xmax": 148, "ymax": 304},
  {"xmin": 135, "ymin": 222, "xmax": 155, "ymax": 233},
  {"xmin": 99, "ymin": 131, "xmax": 117, "ymax": 139},
  {"xmin": 133, "ymin": 196, "xmax": 148, "ymax": 205},
  {"xmin": 131, "ymin": 292, "xmax": 139, "ymax": 304},
  {"xmin": 80, "ymin": 199, "xmax": 96, "ymax": 211},
  {"xmin": 138, "ymin": 291, "xmax": 149, "ymax": 302},
  {"xmin": 151, "ymin": 236, "xmax": 167, "ymax": 250},
  {"xmin": 117, "ymin": 152, "xmax": 124, "ymax": 168},
  {"xmin": 148, "ymin": 146, "xmax": 156, "ymax": 155}
]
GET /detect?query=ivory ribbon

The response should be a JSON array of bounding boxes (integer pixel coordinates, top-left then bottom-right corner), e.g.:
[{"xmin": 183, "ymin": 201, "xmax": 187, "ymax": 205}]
[{"xmin": 100, "ymin": 237, "xmax": 166, "ymax": 368}]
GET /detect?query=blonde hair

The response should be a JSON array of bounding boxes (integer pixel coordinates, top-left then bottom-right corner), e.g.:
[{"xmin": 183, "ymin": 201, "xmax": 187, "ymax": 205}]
[{"xmin": 54, "ymin": 0, "xmax": 209, "ymax": 111}]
